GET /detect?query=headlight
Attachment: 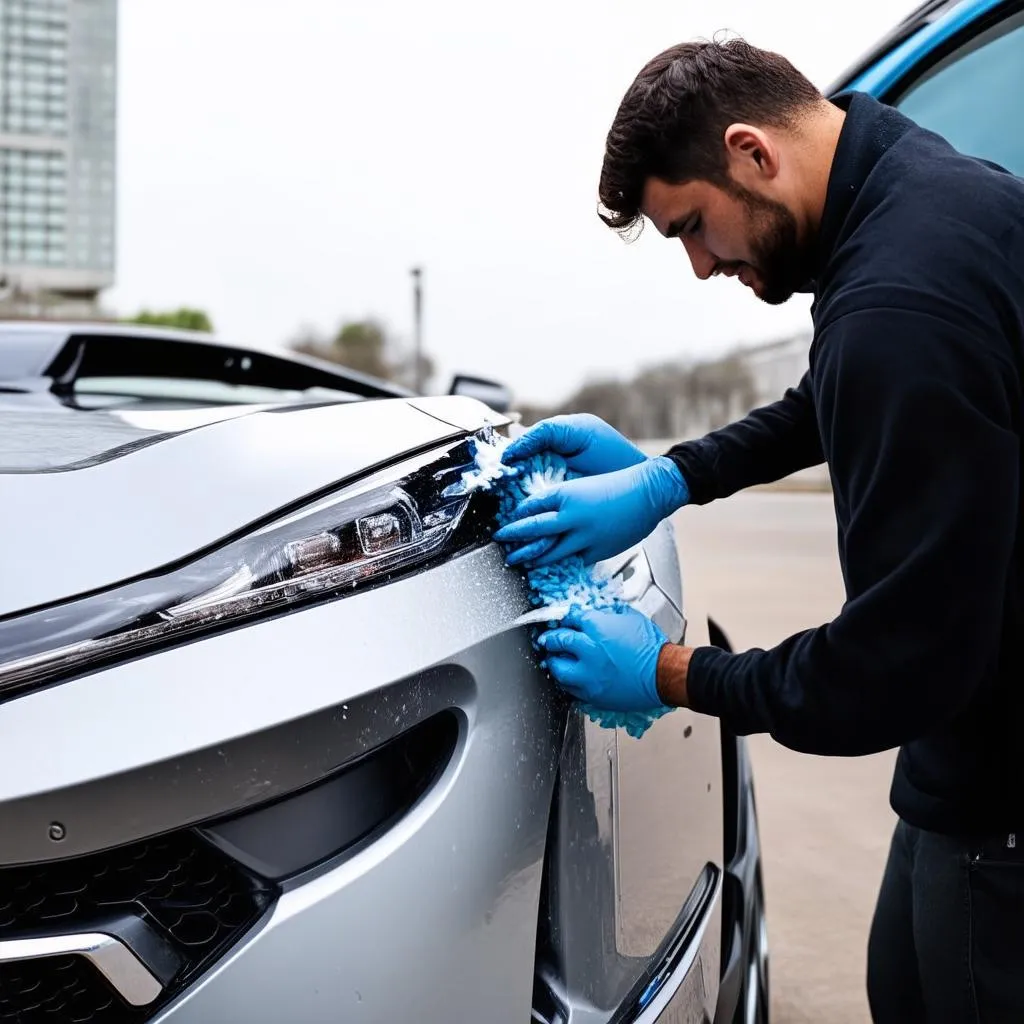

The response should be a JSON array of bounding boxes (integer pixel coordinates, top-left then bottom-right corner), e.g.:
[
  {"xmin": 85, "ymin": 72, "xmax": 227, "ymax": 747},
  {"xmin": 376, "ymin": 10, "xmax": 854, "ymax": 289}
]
[{"xmin": 0, "ymin": 436, "xmax": 495, "ymax": 701}]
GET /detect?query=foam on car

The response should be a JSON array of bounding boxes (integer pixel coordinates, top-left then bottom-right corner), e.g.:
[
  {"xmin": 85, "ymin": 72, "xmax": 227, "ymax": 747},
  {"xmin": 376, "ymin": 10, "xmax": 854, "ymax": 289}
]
[{"xmin": 462, "ymin": 429, "xmax": 672, "ymax": 738}]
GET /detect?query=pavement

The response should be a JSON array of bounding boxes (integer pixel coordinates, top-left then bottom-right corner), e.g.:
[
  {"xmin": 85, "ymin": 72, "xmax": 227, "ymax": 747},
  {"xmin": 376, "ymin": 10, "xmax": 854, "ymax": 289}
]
[{"xmin": 670, "ymin": 493, "xmax": 897, "ymax": 1024}]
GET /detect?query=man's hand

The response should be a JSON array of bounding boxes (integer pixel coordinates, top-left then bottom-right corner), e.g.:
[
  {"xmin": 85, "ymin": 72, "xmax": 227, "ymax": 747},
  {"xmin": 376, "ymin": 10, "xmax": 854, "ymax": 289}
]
[
  {"xmin": 494, "ymin": 456, "xmax": 690, "ymax": 567},
  {"xmin": 536, "ymin": 605, "xmax": 670, "ymax": 712},
  {"xmin": 501, "ymin": 414, "xmax": 648, "ymax": 477}
]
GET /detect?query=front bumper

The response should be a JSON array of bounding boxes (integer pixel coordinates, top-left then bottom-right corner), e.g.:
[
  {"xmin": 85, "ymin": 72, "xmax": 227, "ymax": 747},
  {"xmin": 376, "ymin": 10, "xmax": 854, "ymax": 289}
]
[
  {"xmin": 161, "ymin": 638, "xmax": 555, "ymax": 1023},
  {"xmin": 0, "ymin": 542, "xmax": 563, "ymax": 1022},
  {"xmin": 0, "ymin": 523, "xmax": 696, "ymax": 1023}
]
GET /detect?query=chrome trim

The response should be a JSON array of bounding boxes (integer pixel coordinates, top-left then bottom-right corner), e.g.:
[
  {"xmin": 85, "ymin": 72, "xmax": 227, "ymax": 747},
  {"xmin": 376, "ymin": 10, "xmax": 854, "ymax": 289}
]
[
  {"xmin": 624, "ymin": 867, "xmax": 722, "ymax": 1024},
  {"xmin": 745, "ymin": 957, "xmax": 760, "ymax": 1024},
  {"xmin": 0, "ymin": 932, "xmax": 163, "ymax": 1006}
]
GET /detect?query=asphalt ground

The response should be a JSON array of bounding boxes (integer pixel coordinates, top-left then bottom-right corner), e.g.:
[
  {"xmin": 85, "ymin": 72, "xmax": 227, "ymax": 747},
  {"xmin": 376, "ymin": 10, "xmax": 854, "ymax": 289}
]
[{"xmin": 671, "ymin": 491, "xmax": 897, "ymax": 1024}]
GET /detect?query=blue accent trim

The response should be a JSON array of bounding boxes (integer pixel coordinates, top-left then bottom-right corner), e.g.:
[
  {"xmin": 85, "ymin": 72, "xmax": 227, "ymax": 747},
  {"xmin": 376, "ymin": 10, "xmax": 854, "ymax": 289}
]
[
  {"xmin": 848, "ymin": 0, "xmax": 1008, "ymax": 96},
  {"xmin": 639, "ymin": 977, "xmax": 660, "ymax": 1008}
]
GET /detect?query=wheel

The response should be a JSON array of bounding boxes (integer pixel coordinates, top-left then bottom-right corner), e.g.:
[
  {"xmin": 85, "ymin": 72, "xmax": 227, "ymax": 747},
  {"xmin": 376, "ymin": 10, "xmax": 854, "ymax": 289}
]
[{"xmin": 735, "ymin": 867, "xmax": 769, "ymax": 1024}]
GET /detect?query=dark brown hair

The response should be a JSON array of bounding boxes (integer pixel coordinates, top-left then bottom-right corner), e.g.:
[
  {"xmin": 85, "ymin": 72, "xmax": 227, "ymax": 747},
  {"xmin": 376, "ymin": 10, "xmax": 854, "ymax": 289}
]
[{"xmin": 598, "ymin": 38, "xmax": 822, "ymax": 238}]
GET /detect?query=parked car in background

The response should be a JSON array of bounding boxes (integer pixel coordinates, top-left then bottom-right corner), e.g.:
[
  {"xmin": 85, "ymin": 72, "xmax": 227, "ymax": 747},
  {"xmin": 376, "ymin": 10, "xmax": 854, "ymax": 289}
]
[{"xmin": 0, "ymin": 322, "xmax": 765, "ymax": 1024}]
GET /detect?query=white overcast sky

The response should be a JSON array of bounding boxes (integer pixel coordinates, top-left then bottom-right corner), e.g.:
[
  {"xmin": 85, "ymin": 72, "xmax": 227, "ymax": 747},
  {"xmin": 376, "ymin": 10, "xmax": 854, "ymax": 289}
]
[{"xmin": 109, "ymin": 0, "xmax": 918, "ymax": 404}]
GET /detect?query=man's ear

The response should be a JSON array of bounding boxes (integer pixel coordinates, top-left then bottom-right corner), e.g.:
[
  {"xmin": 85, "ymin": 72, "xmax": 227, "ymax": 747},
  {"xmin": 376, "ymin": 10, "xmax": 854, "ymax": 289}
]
[{"xmin": 723, "ymin": 124, "xmax": 779, "ymax": 183}]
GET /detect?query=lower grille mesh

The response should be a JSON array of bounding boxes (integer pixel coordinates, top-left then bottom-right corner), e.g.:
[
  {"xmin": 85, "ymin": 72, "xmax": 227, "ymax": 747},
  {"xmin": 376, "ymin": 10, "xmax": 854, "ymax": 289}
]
[
  {"xmin": 0, "ymin": 831, "xmax": 275, "ymax": 1023},
  {"xmin": 0, "ymin": 956, "xmax": 127, "ymax": 1024}
]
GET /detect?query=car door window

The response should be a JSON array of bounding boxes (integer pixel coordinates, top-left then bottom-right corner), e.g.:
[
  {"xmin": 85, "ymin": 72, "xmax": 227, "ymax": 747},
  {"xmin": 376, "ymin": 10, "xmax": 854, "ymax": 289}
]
[{"xmin": 894, "ymin": 10, "xmax": 1024, "ymax": 176}]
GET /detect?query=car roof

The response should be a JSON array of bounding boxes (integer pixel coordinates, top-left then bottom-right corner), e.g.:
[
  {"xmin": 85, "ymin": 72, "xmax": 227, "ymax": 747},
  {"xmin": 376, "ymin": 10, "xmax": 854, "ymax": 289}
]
[
  {"xmin": 827, "ymin": 0, "xmax": 980, "ymax": 93},
  {"xmin": 0, "ymin": 320, "xmax": 413, "ymax": 401}
]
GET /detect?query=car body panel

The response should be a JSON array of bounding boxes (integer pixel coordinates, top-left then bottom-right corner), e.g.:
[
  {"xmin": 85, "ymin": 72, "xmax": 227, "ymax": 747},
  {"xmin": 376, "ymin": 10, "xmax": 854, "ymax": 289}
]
[
  {"xmin": 537, "ymin": 595, "xmax": 723, "ymax": 1021},
  {"xmin": 0, "ymin": 396, "xmax": 278, "ymax": 473},
  {"xmin": 154, "ymin": 630, "xmax": 561, "ymax": 1024},
  {"xmin": 148, "ymin": 599, "xmax": 722, "ymax": 1024},
  {"xmin": 408, "ymin": 394, "xmax": 512, "ymax": 432},
  {"xmin": 0, "ymin": 543, "xmax": 526, "ymax": 859}
]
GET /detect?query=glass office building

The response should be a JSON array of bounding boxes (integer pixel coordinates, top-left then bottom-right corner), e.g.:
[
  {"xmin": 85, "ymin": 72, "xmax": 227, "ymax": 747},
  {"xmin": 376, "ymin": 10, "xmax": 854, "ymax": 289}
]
[{"xmin": 0, "ymin": 0, "xmax": 117, "ymax": 307}]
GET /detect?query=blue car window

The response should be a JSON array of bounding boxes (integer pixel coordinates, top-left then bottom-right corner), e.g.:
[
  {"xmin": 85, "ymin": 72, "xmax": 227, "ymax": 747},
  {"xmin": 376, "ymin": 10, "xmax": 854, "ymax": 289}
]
[{"xmin": 894, "ymin": 11, "xmax": 1024, "ymax": 176}]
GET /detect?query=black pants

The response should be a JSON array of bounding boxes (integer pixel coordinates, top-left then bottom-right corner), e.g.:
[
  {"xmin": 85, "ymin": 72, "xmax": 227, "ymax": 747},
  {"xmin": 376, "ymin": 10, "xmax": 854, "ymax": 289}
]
[{"xmin": 867, "ymin": 819, "xmax": 1024, "ymax": 1023}]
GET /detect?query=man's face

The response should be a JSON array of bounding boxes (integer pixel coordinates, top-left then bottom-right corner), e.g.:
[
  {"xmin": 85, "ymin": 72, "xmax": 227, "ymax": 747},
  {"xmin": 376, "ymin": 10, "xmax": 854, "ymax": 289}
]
[{"xmin": 641, "ymin": 175, "xmax": 811, "ymax": 305}]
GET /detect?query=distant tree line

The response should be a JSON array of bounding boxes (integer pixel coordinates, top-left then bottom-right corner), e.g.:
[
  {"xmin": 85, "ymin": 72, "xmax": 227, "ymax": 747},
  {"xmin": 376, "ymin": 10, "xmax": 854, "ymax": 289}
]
[
  {"xmin": 287, "ymin": 319, "xmax": 434, "ymax": 391},
  {"xmin": 118, "ymin": 306, "xmax": 757, "ymax": 437},
  {"xmin": 124, "ymin": 307, "xmax": 214, "ymax": 332},
  {"xmin": 518, "ymin": 352, "xmax": 757, "ymax": 440},
  {"xmin": 120, "ymin": 309, "xmax": 433, "ymax": 391}
]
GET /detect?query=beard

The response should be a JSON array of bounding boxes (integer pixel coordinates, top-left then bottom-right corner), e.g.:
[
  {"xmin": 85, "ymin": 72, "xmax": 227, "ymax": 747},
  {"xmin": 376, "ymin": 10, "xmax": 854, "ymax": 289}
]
[{"xmin": 728, "ymin": 184, "xmax": 814, "ymax": 305}]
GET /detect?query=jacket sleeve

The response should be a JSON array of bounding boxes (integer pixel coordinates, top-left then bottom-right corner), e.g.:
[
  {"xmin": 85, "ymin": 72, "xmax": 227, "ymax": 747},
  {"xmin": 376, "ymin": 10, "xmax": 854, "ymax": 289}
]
[
  {"xmin": 685, "ymin": 307, "xmax": 1019, "ymax": 756},
  {"xmin": 664, "ymin": 371, "xmax": 824, "ymax": 504}
]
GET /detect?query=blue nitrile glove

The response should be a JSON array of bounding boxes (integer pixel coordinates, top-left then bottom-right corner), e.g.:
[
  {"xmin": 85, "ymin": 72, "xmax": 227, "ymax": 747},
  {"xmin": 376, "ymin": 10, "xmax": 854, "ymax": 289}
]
[
  {"xmin": 537, "ymin": 606, "xmax": 670, "ymax": 713},
  {"xmin": 501, "ymin": 414, "xmax": 648, "ymax": 476},
  {"xmin": 493, "ymin": 455, "xmax": 689, "ymax": 567}
]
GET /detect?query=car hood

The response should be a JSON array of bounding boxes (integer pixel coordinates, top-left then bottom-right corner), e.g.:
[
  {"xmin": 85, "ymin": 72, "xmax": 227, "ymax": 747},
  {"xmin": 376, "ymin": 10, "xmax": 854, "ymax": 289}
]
[{"xmin": 0, "ymin": 395, "xmax": 510, "ymax": 616}]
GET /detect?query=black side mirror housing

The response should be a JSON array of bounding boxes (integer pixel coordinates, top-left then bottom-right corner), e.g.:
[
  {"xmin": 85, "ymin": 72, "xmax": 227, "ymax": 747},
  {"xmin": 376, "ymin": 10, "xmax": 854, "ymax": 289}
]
[{"xmin": 448, "ymin": 374, "xmax": 513, "ymax": 414}]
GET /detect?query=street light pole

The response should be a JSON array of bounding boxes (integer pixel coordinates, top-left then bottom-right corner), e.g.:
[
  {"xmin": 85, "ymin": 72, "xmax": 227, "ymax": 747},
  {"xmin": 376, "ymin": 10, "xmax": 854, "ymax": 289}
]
[{"xmin": 410, "ymin": 266, "xmax": 423, "ymax": 393}]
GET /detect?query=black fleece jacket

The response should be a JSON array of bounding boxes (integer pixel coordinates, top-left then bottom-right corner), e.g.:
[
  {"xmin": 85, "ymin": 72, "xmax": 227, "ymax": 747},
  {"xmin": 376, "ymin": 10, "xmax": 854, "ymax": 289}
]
[{"xmin": 666, "ymin": 92, "xmax": 1024, "ymax": 835}]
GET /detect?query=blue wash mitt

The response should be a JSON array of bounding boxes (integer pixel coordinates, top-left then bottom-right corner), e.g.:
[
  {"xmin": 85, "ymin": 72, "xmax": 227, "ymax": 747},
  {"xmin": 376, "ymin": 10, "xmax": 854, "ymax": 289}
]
[{"xmin": 461, "ymin": 429, "xmax": 672, "ymax": 739}]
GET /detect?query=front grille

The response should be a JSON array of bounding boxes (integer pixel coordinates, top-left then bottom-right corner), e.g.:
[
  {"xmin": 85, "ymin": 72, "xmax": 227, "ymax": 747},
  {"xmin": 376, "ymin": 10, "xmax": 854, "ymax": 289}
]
[
  {"xmin": 0, "ymin": 831, "xmax": 276, "ymax": 1023},
  {"xmin": 0, "ymin": 956, "xmax": 128, "ymax": 1023}
]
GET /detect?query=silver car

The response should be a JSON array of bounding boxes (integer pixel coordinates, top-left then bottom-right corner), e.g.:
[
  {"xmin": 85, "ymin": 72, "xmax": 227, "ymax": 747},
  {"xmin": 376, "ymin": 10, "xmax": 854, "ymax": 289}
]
[{"xmin": 0, "ymin": 321, "xmax": 767, "ymax": 1024}]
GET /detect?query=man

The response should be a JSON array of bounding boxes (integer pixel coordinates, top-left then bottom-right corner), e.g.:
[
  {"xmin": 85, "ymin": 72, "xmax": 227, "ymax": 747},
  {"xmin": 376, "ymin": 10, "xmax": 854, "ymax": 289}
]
[{"xmin": 494, "ymin": 38, "xmax": 1024, "ymax": 1023}]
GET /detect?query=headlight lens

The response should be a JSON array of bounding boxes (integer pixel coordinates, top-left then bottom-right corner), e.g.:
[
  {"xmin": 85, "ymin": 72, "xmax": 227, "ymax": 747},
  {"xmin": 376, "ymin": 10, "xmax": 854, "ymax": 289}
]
[{"xmin": 0, "ymin": 436, "xmax": 494, "ymax": 701}]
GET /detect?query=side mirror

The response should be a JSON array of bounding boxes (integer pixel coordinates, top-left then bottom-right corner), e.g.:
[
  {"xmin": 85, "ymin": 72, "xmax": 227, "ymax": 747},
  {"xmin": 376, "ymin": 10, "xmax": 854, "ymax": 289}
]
[{"xmin": 448, "ymin": 374, "xmax": 513, "ymax": 413}]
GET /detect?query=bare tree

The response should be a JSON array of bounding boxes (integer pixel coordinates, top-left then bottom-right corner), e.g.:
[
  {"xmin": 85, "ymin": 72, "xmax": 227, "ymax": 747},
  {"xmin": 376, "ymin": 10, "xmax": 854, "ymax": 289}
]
[
  {"xmin": 513, "ymin": 350, "xmax": 758, "ymax": 440},
  {"xmin": 287, "ymin": 318, "xmax": 434, "ymax": 390}
]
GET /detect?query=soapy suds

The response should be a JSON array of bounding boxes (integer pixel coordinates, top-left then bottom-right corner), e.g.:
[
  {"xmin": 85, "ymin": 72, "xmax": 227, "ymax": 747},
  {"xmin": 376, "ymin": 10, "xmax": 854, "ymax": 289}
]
[{"xmin": 462, "ymin": 429, "xmax": 672, "ymax": 739}]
